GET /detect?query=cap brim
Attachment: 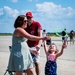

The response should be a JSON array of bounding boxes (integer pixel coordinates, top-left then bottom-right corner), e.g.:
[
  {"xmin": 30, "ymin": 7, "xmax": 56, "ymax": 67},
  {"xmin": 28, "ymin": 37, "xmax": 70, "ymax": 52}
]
[{"xmin": 27, "ymin": 16, "xmax": 33, "ymax": 18}]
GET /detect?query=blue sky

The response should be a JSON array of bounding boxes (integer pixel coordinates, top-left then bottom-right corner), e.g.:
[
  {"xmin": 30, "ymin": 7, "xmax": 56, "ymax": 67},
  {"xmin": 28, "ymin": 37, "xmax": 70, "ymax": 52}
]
[{"xmin": 0, "ymin": 0, "xmax": 75, "ymax": 33}]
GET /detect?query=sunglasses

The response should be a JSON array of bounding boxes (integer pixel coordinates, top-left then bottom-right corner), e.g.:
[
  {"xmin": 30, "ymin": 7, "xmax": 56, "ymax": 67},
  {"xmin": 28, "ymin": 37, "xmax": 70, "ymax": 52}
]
[
  {"xmin": 24, "ymin": 20, "xmax": 27, "ymax": 23},
  {"xmin": 27, "ymin": 16, "xmax": 32, "ymax": 19}
]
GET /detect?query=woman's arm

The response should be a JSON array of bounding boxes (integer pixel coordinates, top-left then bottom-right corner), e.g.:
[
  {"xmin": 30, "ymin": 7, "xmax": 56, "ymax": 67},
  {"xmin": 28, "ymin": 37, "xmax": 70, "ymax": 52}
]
[{"xmin": 16, "ymin": 28, "xmax": 50, "ymax": 41}]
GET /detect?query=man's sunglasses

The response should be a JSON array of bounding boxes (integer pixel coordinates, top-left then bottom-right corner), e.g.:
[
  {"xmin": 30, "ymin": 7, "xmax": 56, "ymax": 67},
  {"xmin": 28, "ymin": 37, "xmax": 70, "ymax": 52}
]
[{"xmin": 27, "ymin": 16, "xmax": 32, "ymax": 19}]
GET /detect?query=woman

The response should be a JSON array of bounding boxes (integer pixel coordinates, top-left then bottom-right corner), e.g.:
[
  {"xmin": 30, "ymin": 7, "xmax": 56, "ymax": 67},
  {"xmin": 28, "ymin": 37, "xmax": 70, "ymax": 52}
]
[{"xmin": 8, "ymin": 15, "xmax": 50, "ymax": 75}]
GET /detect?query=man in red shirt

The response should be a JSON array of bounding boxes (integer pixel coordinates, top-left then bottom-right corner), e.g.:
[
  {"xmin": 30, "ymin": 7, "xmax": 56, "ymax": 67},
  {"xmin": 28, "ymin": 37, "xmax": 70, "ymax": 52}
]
[{"xmin": 25, "ymin": 12, "xmax": 42, "ymax": 75}]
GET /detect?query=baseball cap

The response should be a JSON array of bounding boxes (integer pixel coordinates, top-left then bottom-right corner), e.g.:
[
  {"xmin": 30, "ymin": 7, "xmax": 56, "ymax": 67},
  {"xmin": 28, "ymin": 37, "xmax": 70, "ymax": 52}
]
[{"xmin": 26, "ymin": 12, "xmax": 33, "ymax": 18}]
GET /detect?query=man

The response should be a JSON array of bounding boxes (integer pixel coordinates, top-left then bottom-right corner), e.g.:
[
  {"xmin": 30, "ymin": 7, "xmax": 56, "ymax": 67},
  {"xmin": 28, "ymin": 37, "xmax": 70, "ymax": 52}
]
[
  {"xmin": 25, "ymin": 12, "xmax": 42, "ymax": 75},
  {"xmin": 42, "ymin": 29, "xmax": 47, "ymax": 37},
  {"xmin": 69, "ymin": 30, "xmax": 74, "ymax": 45},
  {"xmin": 61, "ymin": 28, "xmax": 67, "ymax": 43},
  {"xmin": 41, "ymin": 29, "xmax": 47, "ymax": 46}
]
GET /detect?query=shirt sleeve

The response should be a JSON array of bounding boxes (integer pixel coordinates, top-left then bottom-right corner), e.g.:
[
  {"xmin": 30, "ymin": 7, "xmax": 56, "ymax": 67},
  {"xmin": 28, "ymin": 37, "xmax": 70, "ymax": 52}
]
[{"xmin": 37, "ymin": 22, "xmax": 42, "ymax": 32}]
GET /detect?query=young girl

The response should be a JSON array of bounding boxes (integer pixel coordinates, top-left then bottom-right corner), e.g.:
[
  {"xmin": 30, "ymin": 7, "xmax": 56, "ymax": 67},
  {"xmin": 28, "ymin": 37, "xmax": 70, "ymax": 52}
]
[{"xmin": 43, "ymin": 41, "xmax": 66, "ymax": 75}]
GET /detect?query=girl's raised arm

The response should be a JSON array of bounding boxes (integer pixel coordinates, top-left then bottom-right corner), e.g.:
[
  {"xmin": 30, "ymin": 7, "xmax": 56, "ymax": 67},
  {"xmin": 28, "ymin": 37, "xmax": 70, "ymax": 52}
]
[
  {"xmin": 56, "ymin": 43, "xmax": 66, "ymax": 58},
  {"xmin": 43, "ymin": 40, "xmax": 48, "ymax": 55}
]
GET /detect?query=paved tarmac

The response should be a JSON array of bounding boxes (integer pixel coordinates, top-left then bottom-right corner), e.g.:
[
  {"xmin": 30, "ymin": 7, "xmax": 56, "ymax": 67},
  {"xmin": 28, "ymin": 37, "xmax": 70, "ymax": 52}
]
[{"xmin": 0, "ymin": 36, "xmax": 75, "ymax": 75}]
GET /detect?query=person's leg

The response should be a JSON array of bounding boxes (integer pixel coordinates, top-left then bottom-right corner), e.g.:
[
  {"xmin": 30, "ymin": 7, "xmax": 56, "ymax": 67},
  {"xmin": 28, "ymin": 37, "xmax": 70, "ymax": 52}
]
[
  {"xmin": 35, "ymin": 62, "xmax": 40, "ymax": 75},
  {"xmin": 26, "ymin": 68, "xmax": 34, "ymax": 75},
  {"xmin": 16, "ymin": 71, "xmax": 22, "ymax": 75},
  {"xmin": 67, "ymin": 40, "xmax": 68, "ymax": 45},
  {"xmin": 70, "ymin": 39, "xmax": 71, "ymax": 45},
  {"xmin": 72, "ymin": 38, "xmax": 74, "ymax": 45},
  {"xmin": 70, "ymin": 38, "xmax": 74, "ymax": 45},
  {"xmin": 70, "ymin": 37, "xmax": 73, "ymax": 45},
  {"xmin": 30, "ymin": 50, "xmax": 40, "ymax": 75},
  {"xmin": 72, "ymin": 39, "xmax": 74, "ymax": 45},
  {"xmin": 33, "ymin": 55, "xmax": 40, "ymax": 75},
  {"xmin": 73, "ymin": 40, "xmax": 74, "ymax": 44}
]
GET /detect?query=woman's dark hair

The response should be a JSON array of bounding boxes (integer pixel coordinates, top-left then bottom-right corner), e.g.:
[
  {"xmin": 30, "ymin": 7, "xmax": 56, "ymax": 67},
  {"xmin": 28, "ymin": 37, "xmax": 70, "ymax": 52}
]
[{"xmin": 14, "ymin": 15, "xmax": 26, "ymax": 28}]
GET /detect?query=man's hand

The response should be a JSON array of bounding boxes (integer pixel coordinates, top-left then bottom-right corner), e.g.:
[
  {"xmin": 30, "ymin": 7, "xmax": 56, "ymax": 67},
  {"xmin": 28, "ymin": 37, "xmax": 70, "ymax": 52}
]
[
  {"xmin": 31, "ymin": 50, "xmax": 39, "ymax": 56},
  {"xmin": 36, "ymin": 45, "xmax": 40, "ymax": 51}
]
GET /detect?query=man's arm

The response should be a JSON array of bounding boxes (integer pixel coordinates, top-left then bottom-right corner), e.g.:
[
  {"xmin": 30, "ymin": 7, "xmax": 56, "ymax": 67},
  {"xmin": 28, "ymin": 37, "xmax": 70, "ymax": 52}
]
[
  {"xmin": 36, "ymin": 30, "xmax": 42, "ymax": 50},
  {"xmin": 38, "ymin": 30, "xmax": 42, "ymax": 46}
]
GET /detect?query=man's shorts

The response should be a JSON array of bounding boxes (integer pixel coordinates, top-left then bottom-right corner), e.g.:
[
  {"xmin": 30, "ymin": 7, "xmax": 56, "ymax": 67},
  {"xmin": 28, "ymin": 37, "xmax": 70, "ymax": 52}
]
[
  {"xmin": 30, "ymin": 47, "xmax": 40, "ymax": 62},
  {"xmin": 70, "ymin": 37, "xmax": 74, "ymax": 41},
  {"xmin": 31, "ymin": 52, "xmax": 40, "ymax": 63}
]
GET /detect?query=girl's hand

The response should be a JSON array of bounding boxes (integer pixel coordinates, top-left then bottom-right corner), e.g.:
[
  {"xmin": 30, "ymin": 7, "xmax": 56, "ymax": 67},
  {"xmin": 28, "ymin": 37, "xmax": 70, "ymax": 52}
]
[
  {"xmin": 43, "ymin": 36, "xmax": 51, "ymax": 40},
  {"xmin": 62, "ymin": 43, "xmax": 67, "ymax": 49}
]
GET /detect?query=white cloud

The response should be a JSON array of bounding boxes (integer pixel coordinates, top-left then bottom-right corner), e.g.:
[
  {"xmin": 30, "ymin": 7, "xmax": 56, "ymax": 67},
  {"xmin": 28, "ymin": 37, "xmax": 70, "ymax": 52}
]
[
  {"xmin": 2, "ymin": 6, "xmax": 19, "ymax": 18},
  {"xmin": 0, "ymin": 6, "xmax": 19, "ymax": 33},
  {"xmin": 28, "ymin": 0, "xmax": 38, "ymax": 2},
  {"xmin": 33, "ymin": 2, "xmax": 75, "ymax": 32},
  {"xmin": 20, "ymin": 10, "xmax": 31, "ymax": 15},
  {"xmin": 0, "ymin": 9, "xmax": 3, "ymax": 15},
  {"xmin": 0, "ymin": 2, "xmax": 75, "ymax": 33},
  {"xmin": 28, "ymin": 0, "xmax": 32, "ymax": 2},
  {"xmin": 11, "ymin": 0, "xmax": 18, "ymax": 2},
  {"xmin": 35, "ymin": 2, "xmax": 75, "ymax": 18}
]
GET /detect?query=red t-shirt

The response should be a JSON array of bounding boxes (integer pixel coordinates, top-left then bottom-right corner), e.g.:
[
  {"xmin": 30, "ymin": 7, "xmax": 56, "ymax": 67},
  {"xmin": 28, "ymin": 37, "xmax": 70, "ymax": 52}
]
[{"xmin": 25, "ymin": 21, "xmax": 42, "ymax": 47}]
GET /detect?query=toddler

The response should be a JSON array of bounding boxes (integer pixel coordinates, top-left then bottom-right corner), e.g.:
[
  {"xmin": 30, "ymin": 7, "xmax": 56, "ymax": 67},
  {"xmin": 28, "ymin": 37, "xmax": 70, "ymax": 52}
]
[{"xmin": 43, "ymin": 41, "xmax": 66, "ymax": 75}]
